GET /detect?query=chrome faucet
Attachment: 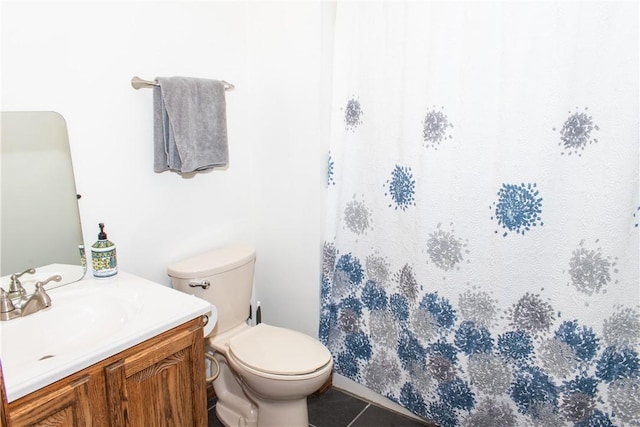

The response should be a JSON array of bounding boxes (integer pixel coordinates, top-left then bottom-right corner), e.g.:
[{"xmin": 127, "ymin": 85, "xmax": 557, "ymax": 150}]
[{"xmin": 0, "ymin": 274, "xmax": 62, "ymax": 321}]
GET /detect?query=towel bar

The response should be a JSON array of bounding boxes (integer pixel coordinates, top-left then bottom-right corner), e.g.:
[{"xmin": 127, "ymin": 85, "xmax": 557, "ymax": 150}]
[{"xmin": 131, "ymin": 76, "xmax": 235, "ymax": 91}]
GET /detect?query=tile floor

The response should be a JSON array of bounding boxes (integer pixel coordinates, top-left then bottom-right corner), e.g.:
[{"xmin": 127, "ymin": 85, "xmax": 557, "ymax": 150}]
[{"xmin": 208, "ymin": 387, "xmax": 436, "ymax": 427}]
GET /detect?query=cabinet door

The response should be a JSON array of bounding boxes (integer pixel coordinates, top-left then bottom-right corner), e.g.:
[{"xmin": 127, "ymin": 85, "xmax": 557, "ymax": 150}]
[
  {"xmin": 104, "ymin": 320, "xmax": 206, "ymax": 427},
  {"xmin": 7, "ymin": 376, "xmax": 92, "ymax": 427},
  {"xmin": 1, "ymin": 360, "xmax": 9, "ymax": 427}
]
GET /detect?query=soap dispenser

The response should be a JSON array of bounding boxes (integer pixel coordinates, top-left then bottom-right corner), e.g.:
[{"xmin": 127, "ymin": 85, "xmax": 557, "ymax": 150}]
[{"xmin": 91, "ymin": 223, "xmax": 118, "ymax": 278}]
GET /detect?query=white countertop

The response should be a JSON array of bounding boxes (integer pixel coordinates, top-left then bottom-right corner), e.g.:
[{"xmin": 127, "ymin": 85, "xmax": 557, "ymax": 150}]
[{"xmin": 0, "ymin": 271, "xmax": 214, "ymax": 402}]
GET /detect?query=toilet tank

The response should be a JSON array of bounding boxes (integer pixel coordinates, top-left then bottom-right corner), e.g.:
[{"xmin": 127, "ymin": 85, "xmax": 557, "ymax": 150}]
[{"xmin": 167, "ymin": 244, "xmax": 256, "ymax": 336}]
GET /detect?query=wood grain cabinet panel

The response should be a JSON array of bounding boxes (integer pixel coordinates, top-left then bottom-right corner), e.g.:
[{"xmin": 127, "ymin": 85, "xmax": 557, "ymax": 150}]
[
  {"xmin": 1, "ymin": 360, "xmax": 9, "ymax": 427},
  {"xmin": 105, "ymin": 323, "xmax": 207, "ymax": 427},
  {"xmin": 4, "ymin": 317, "xmax": 206, "ymax": 427},
  {"xmin": 8, "ymin": 376, "xmax": 91, "ymax": 427}
]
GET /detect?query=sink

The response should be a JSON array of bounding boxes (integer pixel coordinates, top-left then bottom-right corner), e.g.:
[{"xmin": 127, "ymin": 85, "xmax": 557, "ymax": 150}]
[
  {"xmin": 0, "ymin": 287, "xmax": 141, "ymax": 370},
  {"xmin": 0, "ymin": 271, "xmax": 214, "ymax": 402}
]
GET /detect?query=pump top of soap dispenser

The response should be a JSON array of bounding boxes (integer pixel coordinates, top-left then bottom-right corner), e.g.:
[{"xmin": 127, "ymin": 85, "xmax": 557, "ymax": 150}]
[
  {"xmin": 98, "ymin": 223, "xmax": 107, "ymax": 240},
  {"xmin": 92, "ymin": 223, "xmax": 113, "ymax": 249}
]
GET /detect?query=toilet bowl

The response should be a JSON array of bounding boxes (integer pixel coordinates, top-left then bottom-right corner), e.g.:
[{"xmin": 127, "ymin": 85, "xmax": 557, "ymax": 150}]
[
  {"xmin": 212, "ymin": 323, "xmax": 333, "ymax": 426},
  {"xmin": 168, "ymin": 245, "xmax": 333, "ymax": 427}
]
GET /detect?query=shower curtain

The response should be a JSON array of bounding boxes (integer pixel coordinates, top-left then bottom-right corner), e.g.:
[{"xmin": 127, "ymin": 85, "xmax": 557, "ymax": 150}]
[{"xmin": 320, "ymin": 3, "xmax": 639, "ymax": 426}]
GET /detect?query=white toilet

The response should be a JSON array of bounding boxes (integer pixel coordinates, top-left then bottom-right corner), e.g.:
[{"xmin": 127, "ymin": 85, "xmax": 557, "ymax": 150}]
[{"xmin": 168, "ymin": 244, "xmax": 333, "ymax": 427}]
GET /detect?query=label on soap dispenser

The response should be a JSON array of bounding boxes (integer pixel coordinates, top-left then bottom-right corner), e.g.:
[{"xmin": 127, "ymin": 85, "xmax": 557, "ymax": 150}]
[{"xmin": 91, "ymin": 240, "xmax": 118, "ymax": 278}]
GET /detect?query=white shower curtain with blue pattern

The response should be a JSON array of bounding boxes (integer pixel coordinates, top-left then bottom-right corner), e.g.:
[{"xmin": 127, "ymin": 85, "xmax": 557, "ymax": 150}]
[{"xmin": 320, "ymin": 3, "xmax": 639, "ymax": 426}]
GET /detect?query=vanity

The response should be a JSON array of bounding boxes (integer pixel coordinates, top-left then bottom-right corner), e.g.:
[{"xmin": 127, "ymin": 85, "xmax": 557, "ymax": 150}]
[
  {"xmin": 0, "ymin": 112, "xmax": 214, "ymax": 425},
  {"xmin": 0, "ymin": 272, "xmax": 214, "ymax": 426}
]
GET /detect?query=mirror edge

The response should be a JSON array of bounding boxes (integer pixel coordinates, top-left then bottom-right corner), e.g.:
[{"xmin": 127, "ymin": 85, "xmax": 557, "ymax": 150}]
[{"xmin": 1, "ymin": 110, "xmax": 87, "ymax": 289}]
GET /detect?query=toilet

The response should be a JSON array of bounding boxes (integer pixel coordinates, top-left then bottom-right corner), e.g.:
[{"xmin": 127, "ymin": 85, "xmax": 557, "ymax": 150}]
[{"xmin": 168, "ymin": 244, "xmax": 333, "ymax": 427}]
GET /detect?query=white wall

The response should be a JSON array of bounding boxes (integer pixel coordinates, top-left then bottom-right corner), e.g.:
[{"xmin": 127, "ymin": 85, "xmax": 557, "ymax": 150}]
[{"xmin": 1, "ymin": 1, "xmax": 327, "ymax": 338}]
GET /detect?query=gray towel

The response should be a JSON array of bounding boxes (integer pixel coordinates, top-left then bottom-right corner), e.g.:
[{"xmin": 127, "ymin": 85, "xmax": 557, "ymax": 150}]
[{"xmin": 153, "ymin": 77, "xmax": 228, "ymax": 174}]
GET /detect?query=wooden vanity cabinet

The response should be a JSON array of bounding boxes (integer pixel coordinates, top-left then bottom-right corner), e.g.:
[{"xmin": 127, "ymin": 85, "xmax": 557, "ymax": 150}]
[{"xmin": 5, "ymin": 317, "xmax": 207, "ymax": 427}]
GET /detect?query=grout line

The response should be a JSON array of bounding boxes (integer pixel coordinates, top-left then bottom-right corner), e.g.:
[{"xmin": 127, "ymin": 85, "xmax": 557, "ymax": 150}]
[
  {"xmin": 346, "ymin": 403, "xmax": 371, "ymax": 427},
  {"xmin": 332, "ymin": 387, "xmax": 430, "ymax": 426}
]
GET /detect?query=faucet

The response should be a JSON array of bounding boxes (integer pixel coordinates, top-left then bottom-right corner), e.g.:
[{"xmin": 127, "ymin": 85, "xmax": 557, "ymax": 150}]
[
  {"xmin": 0, "ymin": 274, "xmax": 62, "ymax": 321},
  {"xmin": 7, "ymin": 267, "xmax": 36, "ymax": 299}
]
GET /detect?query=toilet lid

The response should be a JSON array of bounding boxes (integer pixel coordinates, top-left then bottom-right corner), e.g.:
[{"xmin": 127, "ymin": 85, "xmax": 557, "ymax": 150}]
[{"xmin": 229, "ymin": 324, "xmax": 332, "ymax": 375}]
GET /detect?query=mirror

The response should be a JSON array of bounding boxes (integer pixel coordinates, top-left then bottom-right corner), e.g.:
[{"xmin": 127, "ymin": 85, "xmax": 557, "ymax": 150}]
[{"xmin": 1, "ymin": 111, "xmax": 85, "ymax": 293}]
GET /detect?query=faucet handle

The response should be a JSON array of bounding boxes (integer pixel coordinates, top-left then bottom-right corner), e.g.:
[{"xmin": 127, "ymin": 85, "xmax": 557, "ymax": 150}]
[
  {"xmin": 35, "ymin": 275, "xmax": 62, "ymax": 287},
  {"xmin": 8, "ymin": 267, "xmax": 36, "ymax": 298},
  {"xmin": 33, "ymin": 275, "xmax": 62, "ymax": 309}
]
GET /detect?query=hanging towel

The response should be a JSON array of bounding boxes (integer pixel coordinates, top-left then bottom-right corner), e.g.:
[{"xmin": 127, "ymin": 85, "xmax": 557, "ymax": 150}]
[{"xmin": 153, "ymin": 76, "xmax": 228, "ymax": 174}]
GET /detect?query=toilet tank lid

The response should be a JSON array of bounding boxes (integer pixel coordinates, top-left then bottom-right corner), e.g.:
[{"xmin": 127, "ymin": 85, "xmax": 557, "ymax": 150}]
[{"xmin": 167, "ymin": 244, "xmax": 256, "ymax": 279}]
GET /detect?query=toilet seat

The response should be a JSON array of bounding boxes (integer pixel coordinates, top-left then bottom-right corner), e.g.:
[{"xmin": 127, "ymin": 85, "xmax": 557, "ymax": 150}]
[{"xmin": 229, "ymin": 324, "xmax": 332, "ymax": 376}]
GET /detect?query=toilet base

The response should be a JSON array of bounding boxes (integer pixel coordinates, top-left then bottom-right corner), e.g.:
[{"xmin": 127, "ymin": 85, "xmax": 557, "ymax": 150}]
[
  {"xmin": 212, "ymin": 354, "xmax": 258, "ymax": 427},
  {"xmin": 216, "ymin": 391, "xmax": 309, "ymax": 427},
  {"xmin": 216, "ymin": 403, "xmax": 257, "ymax": 427},
  {"xmin": 253, "ymin": 397, "xmax": 309, "ymax": 427},
  {"xmin": 212, "ymin": 353, "xmax": 312, "ymax": 427}
]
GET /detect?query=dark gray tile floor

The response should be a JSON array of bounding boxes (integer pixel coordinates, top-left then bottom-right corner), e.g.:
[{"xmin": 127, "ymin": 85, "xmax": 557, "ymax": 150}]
[{"xmin": 208, "ymin": 388, "xmax": 435, "ymax": 427}]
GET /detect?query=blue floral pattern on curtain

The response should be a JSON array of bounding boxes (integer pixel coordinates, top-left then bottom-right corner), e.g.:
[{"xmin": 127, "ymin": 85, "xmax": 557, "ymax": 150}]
[{"xmin": 321, "ymin": 3, "xmax": 639, "ymax": 426}]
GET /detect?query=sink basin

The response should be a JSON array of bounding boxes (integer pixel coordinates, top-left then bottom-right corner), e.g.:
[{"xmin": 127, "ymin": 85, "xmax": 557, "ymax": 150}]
[
  {"xmin": 1, "ymin": 287, "xmax": 141, "ymax": 370},
  {"xmin": 0, "ymin": 271, "xmax": 213, "ymax": 402}
]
